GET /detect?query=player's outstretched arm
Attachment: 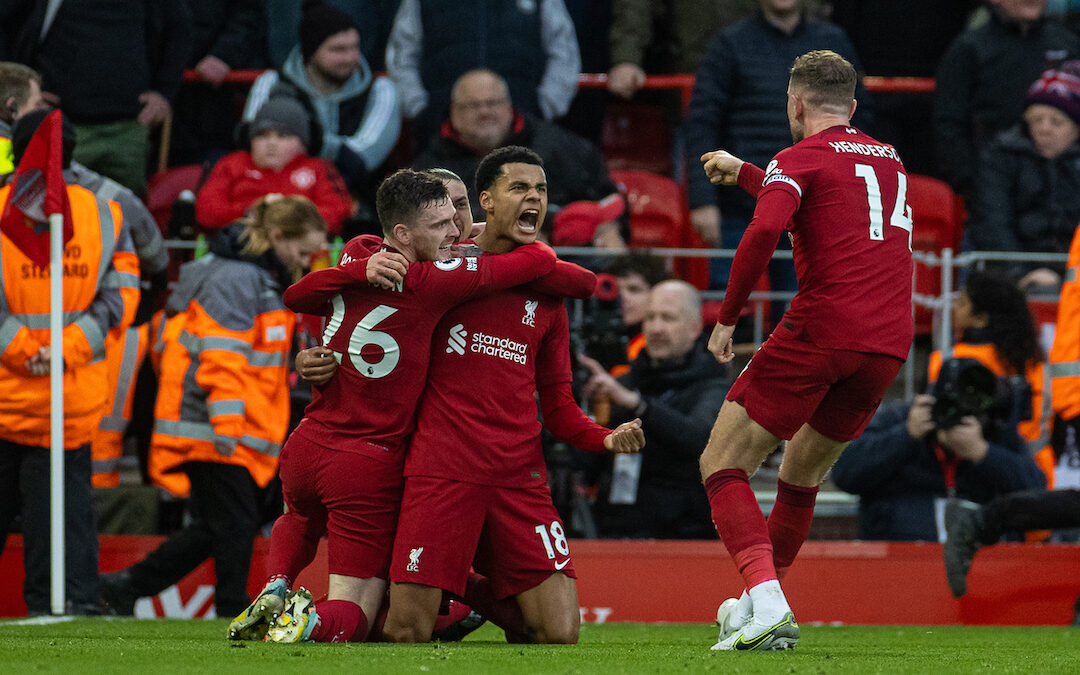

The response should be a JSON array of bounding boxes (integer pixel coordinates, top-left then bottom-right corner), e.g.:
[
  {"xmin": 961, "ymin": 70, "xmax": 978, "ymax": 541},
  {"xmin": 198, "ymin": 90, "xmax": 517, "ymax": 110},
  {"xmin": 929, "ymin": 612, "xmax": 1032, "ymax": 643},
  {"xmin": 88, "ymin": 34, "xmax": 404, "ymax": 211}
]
[
  {"xmin": 283, "ymin": 263, "xmax": 366, "ymax": 313},
  {"xmin": 527, "ymin": 259, "xmax": 597, "ymax": 299}
]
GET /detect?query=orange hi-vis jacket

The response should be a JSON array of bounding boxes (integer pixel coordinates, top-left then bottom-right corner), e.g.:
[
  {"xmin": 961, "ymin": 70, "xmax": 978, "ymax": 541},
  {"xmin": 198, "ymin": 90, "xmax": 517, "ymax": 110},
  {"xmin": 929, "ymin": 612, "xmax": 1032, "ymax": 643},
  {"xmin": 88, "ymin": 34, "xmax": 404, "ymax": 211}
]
[
  {"xmin": 91, "ymin": 323, "xmax": 149, "ymax": 486},
  {"xmin": 0, "ymin": 183, "xmax": 139, "ymax": 449},
  {"xmin": 149, "ymin": 249, "xmax": 294, "ymax": 488},
  {"xmin": 929, "ymin": 343, "xmax": 1054, "ymax": 487},
  {"xmin": 1050, "ymin": 228, "xmax": 1080, "ymax": 421}
]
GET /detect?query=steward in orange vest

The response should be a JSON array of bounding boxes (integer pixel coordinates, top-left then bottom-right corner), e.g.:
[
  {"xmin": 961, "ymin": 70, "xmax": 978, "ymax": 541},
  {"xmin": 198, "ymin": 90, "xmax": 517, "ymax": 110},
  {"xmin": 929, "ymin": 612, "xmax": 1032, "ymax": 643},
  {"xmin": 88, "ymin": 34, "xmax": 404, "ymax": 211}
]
[
  {"xmin": 0, "ymin": 110, "xmax": 140, "ymax": 615},
  {"xmin": 101, "ymin": 196, "xmax": 326, "ymax": 617}
]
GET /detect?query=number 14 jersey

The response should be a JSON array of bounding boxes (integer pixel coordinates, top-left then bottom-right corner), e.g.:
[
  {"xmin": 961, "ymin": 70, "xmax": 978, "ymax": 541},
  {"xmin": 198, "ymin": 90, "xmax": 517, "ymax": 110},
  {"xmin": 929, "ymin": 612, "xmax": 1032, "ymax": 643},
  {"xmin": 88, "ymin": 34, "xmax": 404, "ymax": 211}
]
[{"xmin": 753, "ymin": 125, "xmax": 914, "ymax": 359}]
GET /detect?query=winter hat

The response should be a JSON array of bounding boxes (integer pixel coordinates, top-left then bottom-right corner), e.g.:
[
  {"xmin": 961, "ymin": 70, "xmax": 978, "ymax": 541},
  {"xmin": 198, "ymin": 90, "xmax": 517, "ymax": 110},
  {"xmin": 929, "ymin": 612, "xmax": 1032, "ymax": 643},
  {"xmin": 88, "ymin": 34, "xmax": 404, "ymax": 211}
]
[
  {"xmin": 251, "ymin": 97, "xmax": 311, "ymax": 149},
  {"xmin": 11, "ymin": 108, "xmax": 75, "ymax": 168},
  {"xmin": 1026, "ymin": 60, "xmax": 1080, "ymax": 126},
  {"xmin": 300, "ymin": 1, "xmax": 357, "ymax": 62},
  {"xmin": 551, "ymin": 194, "xmax": 626, "ymax": 247}
]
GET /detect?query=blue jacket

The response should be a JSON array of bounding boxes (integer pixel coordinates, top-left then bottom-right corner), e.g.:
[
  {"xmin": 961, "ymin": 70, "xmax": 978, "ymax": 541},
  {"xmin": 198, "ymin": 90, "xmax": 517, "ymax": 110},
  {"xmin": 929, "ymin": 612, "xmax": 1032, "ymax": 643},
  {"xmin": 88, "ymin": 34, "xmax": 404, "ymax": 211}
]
[
  {"xmin": 832, "ymin": 399, "xmax": 1047, "ymax": 542},
  {"xmin": 684, "ymin": 10, "xmax": 870, "ymax": 218}
]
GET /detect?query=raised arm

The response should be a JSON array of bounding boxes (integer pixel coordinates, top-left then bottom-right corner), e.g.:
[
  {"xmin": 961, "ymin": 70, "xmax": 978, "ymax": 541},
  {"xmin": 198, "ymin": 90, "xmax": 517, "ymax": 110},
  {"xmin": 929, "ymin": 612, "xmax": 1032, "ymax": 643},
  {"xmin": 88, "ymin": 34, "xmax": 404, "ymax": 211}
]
[{"xmin": 526, "ymin": 259, "xmax": 597, "ymax": 299}]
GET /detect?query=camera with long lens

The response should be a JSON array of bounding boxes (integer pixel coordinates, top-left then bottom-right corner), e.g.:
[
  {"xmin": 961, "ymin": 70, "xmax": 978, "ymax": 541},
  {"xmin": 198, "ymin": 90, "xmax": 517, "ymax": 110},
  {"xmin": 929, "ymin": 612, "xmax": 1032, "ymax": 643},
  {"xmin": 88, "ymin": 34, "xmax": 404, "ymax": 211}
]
[
  {"xmin": 930, "ymin": 358, "xmax": 999, "ymax": 430},
  {"xmin": 568, "ymin": 273, "xmax": 628, "ymax": 372}
]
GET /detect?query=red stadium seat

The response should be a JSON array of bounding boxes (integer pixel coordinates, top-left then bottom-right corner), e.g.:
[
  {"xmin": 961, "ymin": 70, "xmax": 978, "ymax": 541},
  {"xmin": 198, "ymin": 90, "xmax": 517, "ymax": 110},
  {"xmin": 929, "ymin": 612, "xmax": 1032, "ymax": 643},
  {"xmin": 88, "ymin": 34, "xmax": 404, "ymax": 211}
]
[
  {"xmin": 145, "ymin": 164, "xmax": 208, "ymax": 234},
  {"xmin": 906, "ymin": 174, "xmax": 966, "ymax": 335},
  {"xmin": 602, "ymin": 102, "xmax": 672, "ymax": 175},
  {"xmin": 610, "ymin": 169, "xmax": 711, "ymax": 289}
]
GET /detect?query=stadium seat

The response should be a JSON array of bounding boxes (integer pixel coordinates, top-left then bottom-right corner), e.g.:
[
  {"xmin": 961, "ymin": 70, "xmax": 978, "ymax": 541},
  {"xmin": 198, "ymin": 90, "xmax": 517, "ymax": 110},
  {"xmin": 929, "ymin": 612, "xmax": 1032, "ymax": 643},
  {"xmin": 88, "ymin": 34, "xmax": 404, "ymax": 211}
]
[
  {"xmin": 906, "ymin": 174, "xmax": 966, "ymax": 335},
  {"xmin": 602, "ymin": 102, "xmax": 673, "ymax": 175},
  {"xmin": 145, "ymin": 163, "xmax": 208, "ymax": 235},
  {"xmin": 610, "ymin": 169, "xmax": 711, "ymax": 289}
]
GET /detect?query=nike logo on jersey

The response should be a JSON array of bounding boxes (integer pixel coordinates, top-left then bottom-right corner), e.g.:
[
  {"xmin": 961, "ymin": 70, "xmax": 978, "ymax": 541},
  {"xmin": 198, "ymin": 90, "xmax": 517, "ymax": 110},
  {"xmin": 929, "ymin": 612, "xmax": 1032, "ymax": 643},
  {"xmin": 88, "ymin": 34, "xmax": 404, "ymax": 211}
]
[{"xmin": 554, "ymin": 559, "xmax": 570, "ymax": 570}]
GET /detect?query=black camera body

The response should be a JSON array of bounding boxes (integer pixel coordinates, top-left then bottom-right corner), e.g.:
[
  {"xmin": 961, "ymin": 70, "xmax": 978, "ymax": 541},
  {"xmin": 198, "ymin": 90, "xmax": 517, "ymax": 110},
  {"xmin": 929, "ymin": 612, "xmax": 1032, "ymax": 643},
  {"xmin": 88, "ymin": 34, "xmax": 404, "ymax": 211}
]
[{"xmin": 930, "ymin": 358, "xmax": 999, "ymax": 430}]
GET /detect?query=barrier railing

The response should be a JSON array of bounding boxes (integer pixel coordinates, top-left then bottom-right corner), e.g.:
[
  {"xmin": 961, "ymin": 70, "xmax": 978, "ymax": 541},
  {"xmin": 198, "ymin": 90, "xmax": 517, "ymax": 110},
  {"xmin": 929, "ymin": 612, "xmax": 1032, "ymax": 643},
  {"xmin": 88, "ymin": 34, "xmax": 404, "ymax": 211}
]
[{"xmin": 181, "ymin": 70, "xmax": 936, "ymax": 115}]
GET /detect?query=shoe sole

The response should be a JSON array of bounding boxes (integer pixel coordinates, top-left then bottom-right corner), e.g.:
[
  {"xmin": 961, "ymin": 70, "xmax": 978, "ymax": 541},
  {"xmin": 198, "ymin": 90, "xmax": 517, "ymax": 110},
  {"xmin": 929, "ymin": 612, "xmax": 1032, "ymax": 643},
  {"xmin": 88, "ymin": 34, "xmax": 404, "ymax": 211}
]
[
  {"xmin": 712, "ymin": 613, "xmax": 799, "ymax": 652},
  {"xmin": 228, "ymin": 593, "xmax": 285, "ymax": 640},
  {"xmin": 266, "ymin": 588, "xmax": 315, "ymax": 643}
]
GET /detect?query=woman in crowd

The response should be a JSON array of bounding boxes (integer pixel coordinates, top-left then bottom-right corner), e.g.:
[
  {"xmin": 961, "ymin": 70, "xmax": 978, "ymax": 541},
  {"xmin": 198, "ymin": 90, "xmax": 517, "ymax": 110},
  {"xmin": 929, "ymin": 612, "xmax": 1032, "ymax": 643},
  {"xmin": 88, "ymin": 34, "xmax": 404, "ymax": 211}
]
[{"xmin": 102, "ymin": 195, "xmax": 328, "ymax": 618}]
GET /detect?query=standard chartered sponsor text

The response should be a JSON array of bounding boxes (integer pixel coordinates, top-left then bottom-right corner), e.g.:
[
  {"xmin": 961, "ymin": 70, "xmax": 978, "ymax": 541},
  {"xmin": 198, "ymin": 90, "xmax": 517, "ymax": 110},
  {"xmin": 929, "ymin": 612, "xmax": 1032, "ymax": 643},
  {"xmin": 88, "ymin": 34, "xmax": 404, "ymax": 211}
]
[{"xmin": 471, "ymin": 330, "xmax": 528, "ymax": 364}]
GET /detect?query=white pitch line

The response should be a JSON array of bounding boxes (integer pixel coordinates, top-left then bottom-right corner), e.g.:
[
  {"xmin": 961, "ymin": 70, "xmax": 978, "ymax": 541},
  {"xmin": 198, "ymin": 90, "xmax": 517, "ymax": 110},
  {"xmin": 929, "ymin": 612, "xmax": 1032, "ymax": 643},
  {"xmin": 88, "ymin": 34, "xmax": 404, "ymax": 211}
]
[{"xmin": 2, "ymin": 616, "xmax": 77, "ymax": 626}]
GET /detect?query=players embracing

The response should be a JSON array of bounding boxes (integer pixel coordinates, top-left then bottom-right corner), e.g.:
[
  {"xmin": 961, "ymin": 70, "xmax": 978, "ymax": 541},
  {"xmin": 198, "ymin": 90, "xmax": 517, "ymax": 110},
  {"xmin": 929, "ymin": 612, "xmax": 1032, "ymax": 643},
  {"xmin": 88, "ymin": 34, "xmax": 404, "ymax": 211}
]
[{"xmin": 234, "ymin": 150, "xmax": 644, "ymax": 644}]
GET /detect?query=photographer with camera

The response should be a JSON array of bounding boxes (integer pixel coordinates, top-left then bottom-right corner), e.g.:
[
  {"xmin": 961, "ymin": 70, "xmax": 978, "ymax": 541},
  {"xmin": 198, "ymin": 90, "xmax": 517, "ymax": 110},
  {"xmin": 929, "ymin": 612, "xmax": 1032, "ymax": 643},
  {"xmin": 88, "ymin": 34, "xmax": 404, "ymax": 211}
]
[{"xmin": 832, "ymin": 358, "xmax": 1046, "ymax": 542}]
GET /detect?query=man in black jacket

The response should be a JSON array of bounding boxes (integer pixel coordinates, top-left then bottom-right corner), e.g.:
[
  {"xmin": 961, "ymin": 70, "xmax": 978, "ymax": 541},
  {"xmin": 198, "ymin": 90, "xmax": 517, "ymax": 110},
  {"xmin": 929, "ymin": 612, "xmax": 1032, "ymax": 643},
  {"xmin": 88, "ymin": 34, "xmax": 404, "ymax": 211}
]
[
  {"xmin": 0, "ymin": 0, "xmax": 193, "ymax": 195},
  {"xmin": 579, "ymin": 280, "xmax": 731, "ymax": 538}
]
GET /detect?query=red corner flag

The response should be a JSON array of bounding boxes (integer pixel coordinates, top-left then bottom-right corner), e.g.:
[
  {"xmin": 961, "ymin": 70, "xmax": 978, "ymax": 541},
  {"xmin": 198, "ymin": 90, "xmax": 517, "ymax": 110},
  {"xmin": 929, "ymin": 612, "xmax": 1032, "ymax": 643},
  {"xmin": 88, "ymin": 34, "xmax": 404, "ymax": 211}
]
[{"xmin": 0, "ymin": 110, "xmax": 73, "ymax": 268}]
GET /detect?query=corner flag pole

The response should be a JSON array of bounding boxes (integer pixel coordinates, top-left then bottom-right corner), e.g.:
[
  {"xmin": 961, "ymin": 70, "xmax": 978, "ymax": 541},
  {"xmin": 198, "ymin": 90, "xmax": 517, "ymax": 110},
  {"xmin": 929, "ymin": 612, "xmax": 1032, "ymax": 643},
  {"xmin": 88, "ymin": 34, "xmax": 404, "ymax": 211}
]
[{"xmin": 49, "ymin": 210, "xmax": 65, "ymax": 615}]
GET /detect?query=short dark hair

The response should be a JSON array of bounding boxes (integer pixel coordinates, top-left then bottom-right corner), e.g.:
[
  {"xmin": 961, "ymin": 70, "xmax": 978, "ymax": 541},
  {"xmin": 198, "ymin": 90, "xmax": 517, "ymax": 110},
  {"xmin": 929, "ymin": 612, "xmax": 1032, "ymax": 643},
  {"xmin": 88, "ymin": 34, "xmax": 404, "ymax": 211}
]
[
  {"xmin": 375, "ymin": 169, "xmax": 449, "ymax": 237},
  {"xmin": 789, "ymin": 50, "xmax": 857, "ymax": 112},
  {"xmin": 474, "ymin": 145, "xmax": 544, "ymax": 194},
  {"xmin": 605, "ymin": 251, "xmax": 670, "ymax": 286}
]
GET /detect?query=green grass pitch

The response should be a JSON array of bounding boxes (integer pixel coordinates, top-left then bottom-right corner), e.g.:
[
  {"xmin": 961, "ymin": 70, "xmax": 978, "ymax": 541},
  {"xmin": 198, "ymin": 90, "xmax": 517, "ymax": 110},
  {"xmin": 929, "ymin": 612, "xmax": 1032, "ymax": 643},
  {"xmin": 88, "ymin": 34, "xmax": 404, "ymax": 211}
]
[{"xmin": 1, "ymin": 617, "xmax": 1077, "ymax": 673}]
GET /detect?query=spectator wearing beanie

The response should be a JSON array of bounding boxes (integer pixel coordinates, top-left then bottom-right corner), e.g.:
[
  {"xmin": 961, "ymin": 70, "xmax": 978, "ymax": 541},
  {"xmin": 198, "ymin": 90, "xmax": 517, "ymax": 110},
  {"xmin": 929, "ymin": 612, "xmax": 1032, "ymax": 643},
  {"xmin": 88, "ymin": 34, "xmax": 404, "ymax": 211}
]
[
  {"xmin": 969, "ymin": 60, "xmax": 1080, "ymax": 290},
  {"xmin": 196, "ymin": 97, "xmax": 351, "ymax": 233},
  {"xmin": 241, "ymin": 1, "xmax": 400, "ymax": 203}
]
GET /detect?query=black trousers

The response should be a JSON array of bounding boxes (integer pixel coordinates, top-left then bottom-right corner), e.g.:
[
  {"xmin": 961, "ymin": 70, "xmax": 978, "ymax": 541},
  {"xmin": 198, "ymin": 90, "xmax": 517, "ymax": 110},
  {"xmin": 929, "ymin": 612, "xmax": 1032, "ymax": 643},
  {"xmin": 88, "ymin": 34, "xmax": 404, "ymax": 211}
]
[
  {"xmin": 124, "ymin": 461, "xmax": 260, "ymax": 616},
  {"xmin": 982, "ymin": 488, "xmax": 1080, "ymax": 543},
  {"xmin": 0, "ymin": 439, "xmax": 100, "ymax": 613}
]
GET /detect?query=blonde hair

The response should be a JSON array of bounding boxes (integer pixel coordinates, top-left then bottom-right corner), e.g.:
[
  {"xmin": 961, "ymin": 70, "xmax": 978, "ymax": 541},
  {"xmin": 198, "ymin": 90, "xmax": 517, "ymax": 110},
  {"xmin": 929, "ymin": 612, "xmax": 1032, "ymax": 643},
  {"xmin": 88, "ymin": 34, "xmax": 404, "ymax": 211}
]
[
  {"xmin": 789, "ymin": 50, "xmax": 857, "ymax": 112},
  {"xmin": 239, "ymin": 195, "xmax": 326, "ymax": 257}
]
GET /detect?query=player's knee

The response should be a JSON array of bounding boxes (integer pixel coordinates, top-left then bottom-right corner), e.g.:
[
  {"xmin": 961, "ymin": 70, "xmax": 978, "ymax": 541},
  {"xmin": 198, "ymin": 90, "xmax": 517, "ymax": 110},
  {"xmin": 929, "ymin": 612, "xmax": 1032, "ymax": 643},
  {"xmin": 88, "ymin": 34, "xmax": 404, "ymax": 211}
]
[
  {"xmin": 533, "ymin": 620, "xmax": 578, "ymax": 644},
  {"xmin": 383, "ymin": 620, "xmax": 431, "ymax": 644},
  {"xmin": 699, "ymin": 449, "xmax": 721, "ymax": 480}
]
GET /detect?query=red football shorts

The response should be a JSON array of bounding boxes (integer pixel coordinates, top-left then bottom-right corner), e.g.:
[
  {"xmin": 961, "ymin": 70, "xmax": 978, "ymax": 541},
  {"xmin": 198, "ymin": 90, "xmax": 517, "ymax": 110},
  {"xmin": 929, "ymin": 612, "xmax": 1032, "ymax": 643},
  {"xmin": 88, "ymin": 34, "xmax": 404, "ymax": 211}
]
[
  {"xmin": 390, "ymin": 476, "xmax": 576, "ymax": 599},
  {"xmin": 727, "ymin": 329, "xmax": 904, "ymax": 441},
  {"xmin": 278, "ymin": 431, "xmax": 404, "ymax": 579}
]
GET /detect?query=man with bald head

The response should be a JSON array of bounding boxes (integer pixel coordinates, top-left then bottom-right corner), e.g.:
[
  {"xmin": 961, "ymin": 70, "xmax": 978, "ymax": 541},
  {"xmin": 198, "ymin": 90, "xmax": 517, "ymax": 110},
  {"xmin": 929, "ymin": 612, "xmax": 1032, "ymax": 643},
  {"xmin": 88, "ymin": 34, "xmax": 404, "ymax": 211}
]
[
  {"xmin": 580, "ymin": 280, "xmax": 731, "ymax": 539},
  {"xmin": 413, "ymin": 68, "xmax": 621, "ymax": 228}
]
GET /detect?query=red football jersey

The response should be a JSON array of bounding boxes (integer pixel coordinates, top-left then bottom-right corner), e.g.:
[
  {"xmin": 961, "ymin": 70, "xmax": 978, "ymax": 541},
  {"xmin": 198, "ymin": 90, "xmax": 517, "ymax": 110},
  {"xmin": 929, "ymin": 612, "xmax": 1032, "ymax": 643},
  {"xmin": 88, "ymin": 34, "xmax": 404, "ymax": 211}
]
[
  {"xmin": 283, "ymin": 237, "xmax": 556, "ymax": 456},
  {"xmin": 405, "ymin": 287, "xmax": 611, "ymax": 488},
  {"xmin": 724, "ymin": 125, "xmax": 913, "ymax": 359}
]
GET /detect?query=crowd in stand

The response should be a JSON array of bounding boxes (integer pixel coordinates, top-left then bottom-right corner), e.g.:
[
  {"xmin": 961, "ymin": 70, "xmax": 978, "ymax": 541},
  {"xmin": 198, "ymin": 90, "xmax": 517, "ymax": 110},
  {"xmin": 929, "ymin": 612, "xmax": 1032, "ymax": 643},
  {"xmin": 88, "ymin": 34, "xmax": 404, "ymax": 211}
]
[{"xmin": 1, "ymin": 0, "xmax": 1079, "ymax": 623}]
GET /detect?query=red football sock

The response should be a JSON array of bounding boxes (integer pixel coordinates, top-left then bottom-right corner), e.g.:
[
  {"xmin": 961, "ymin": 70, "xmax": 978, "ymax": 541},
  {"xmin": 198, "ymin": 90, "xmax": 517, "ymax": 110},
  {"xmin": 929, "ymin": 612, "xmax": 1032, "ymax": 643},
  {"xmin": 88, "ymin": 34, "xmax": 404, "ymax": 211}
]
[
  {"xmin": 266, "ymin": 513, "xmax": 323, "ymax": 585},
  {"xmin": 432, "ymin": 598, "xmax": 473, "ymax": 631},
  {"xmin": 463, "ymin": 572, "xmax": 529, "ymax": 642},
  {"xmin": 768, "ymin": 479, "xmax": 818, "ymax": 580},
  {"xmin": 704, "ymin": 468, "xmax": 776, "ymax": 589},
  {"xmin": 309, "ymin": 599, "xmax": 370, "ymax": 642}
]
